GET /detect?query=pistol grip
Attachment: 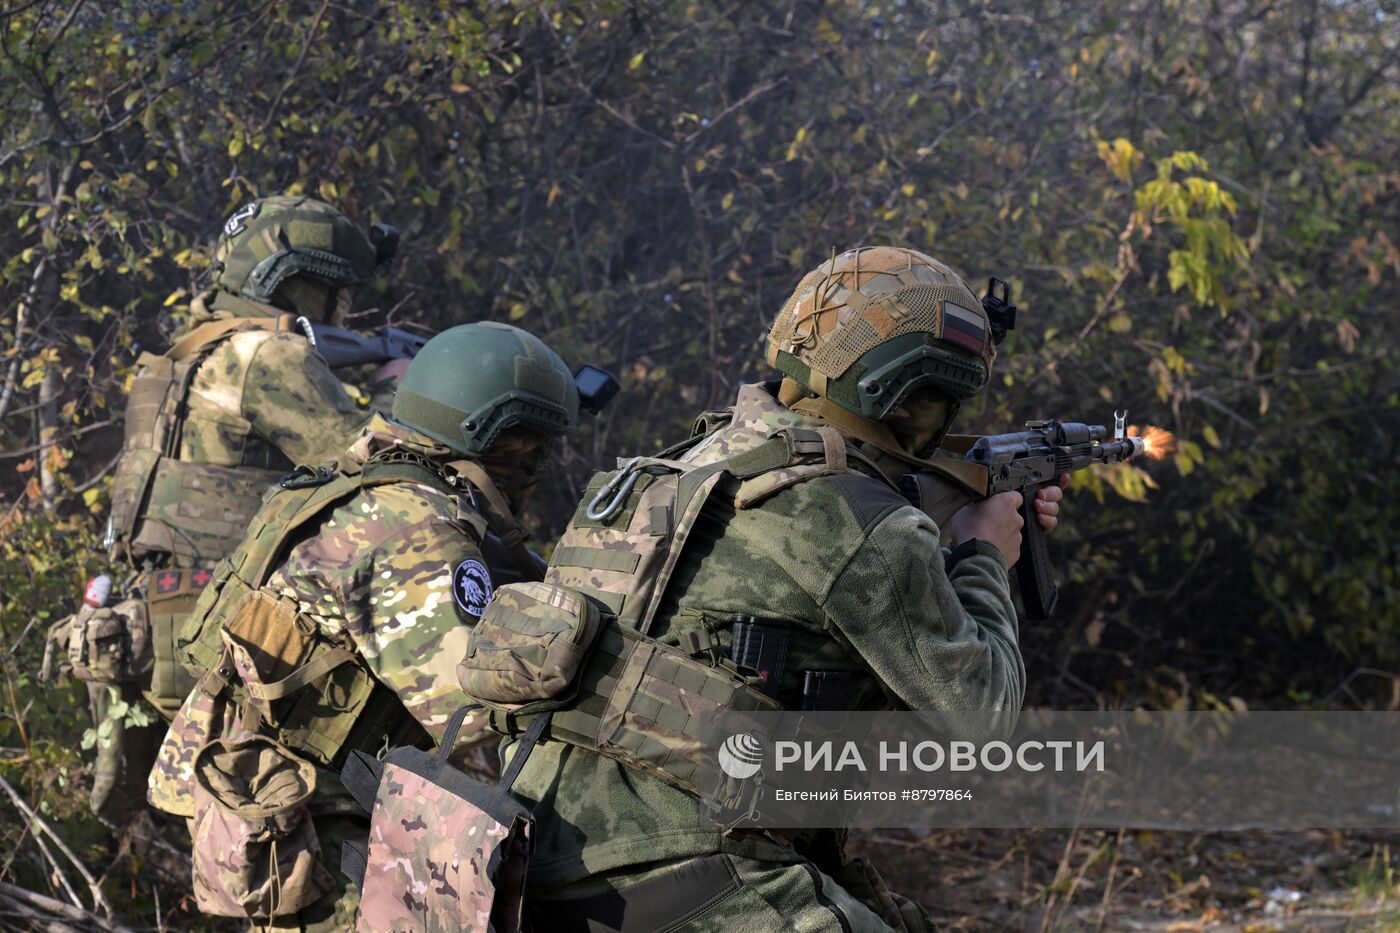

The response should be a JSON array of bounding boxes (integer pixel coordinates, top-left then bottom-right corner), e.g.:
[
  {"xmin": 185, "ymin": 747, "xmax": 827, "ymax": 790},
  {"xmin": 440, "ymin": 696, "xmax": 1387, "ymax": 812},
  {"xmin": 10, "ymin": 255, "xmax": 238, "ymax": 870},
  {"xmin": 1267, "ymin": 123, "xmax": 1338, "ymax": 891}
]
[{"xmin": 1017, "ymin": 488, "xmax": 1059, "ymax": 621}]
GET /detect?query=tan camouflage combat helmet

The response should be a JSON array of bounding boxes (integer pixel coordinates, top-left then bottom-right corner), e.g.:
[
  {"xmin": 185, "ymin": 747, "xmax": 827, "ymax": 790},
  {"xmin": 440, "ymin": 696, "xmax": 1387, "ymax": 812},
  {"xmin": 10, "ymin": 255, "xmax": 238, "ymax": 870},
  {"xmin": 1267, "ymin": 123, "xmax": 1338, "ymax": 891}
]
[
  {"xmin": 392, "ymin": 322, "xmax": 579, "ymax": 458},
  {"xmin": 767, "ymin": 247, "xmax": 996, "ymax": 426},
  {"xmin": 211, "ymin": 195, "xmax": 396, "ymax": 303}
]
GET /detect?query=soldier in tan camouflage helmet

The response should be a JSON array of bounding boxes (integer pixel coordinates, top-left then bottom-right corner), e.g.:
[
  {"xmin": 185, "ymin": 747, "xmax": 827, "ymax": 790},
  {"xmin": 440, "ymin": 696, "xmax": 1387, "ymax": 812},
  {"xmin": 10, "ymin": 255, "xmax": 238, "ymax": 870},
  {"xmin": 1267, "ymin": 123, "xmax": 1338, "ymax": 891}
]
[
  {"xmin": 505, "ymin": 247, "xmax": 1067, "ymax": 932},
  {"xmin": 148, "ymin": 322, "xmax": 586, "ymax": 930},
  {"xmin": 51, "ymin": 195, "xmax": 399, "ymax": 824}
]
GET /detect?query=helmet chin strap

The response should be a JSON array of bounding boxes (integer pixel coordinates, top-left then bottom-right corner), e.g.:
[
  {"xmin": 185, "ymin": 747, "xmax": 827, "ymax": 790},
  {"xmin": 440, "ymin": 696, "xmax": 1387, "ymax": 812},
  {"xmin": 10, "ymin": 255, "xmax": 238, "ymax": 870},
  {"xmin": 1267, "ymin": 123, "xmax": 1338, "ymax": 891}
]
[{"xmin": 779, "ymin": 377, "xmax": 948, "ymax": 471}]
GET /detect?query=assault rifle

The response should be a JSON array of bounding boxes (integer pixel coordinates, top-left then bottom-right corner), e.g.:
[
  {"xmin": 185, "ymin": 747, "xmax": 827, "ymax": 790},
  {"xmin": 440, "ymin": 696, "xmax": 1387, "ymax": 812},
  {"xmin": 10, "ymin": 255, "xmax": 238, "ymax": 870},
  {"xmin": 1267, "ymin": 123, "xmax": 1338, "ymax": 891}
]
[
  {"xmin": 296, "ymin": 317, "xmax": 623, "ymax": 416},
  {"xmin": 900, "ymin": 412, "xmax": 1148, "ymax": 621},
  {"xmin": 296, "ymin": 317, "xmax": 430, "ymax": 369}
]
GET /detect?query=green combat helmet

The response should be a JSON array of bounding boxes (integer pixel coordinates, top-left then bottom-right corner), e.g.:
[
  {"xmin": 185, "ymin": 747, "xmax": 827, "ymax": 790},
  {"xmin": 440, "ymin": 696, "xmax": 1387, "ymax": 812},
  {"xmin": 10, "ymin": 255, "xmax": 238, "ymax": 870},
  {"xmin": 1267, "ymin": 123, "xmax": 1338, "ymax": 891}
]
[
  {"xmin": 765, "ymin": 246, "xmax": 1000, "ymax": 463},
  {"xmin": 391, "ymin": 322, "xmax": 580, "ymax": 458},
  {"xmin": 211, "ymin": 195, "xmax": 397, "ymax": 303}
]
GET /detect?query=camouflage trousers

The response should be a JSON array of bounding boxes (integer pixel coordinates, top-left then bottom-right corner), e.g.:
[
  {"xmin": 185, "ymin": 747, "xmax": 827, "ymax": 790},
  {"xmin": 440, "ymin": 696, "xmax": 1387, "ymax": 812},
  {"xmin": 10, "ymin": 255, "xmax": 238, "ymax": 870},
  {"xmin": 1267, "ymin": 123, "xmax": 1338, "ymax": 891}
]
[
  {"xmin": 524, "ymin": 853, "xmax": 936, "ymax": 933},
  {"xmin": 87, "ymin": 680, "xmax": 165, "ymax": 825}
]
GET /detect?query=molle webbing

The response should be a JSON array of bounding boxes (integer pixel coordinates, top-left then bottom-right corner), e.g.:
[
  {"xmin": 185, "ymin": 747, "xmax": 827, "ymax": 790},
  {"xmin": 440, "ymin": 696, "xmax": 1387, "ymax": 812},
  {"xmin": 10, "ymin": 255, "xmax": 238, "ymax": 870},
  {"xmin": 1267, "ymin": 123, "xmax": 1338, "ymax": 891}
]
[
  {"xmin": 177, "ymin": 456, "xmax": 455, "ymax": 770},
  {"xmin": 180, "ymin": 454, "xmax": 477, "ymax": 677},
  {"xmin": 482, "ymin": 422, "xmax": 888, "ymax": 804},
  {"xmin": 493, "ymin": 624, "xmax": 782, "ymax": 797},
  {"xmin": 549, "ymin": 428, "xmax": 860, "ymax": 637},
  {"xmin": 106, "ymin": 315, "xmax": 297, "ymax": 564}
]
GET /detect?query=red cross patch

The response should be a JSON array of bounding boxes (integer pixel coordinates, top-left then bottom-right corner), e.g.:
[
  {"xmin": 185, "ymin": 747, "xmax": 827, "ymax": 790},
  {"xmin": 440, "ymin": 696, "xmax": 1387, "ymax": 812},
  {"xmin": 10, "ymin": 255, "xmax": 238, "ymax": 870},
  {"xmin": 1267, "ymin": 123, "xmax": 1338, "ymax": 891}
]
[
  {"xmin": 191, "ymin": 569, "xmax": 212, "ymax": 589},
  {"xmin": 156, "ymin": 571, "xmax": 180, "ymax": 594}
]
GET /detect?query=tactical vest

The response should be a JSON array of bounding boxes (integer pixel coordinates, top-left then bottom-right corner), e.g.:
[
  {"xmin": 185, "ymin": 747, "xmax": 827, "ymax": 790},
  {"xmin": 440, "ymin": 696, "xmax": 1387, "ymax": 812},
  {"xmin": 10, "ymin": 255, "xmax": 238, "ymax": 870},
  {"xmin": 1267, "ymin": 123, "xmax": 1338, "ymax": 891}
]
[
  {"xmin": 107, "ymin": 314, "xmax": 300, "ymax": 565},
  {"xmin": 459, "ymin": 417, "xmax": 890, "ymax": 819},
  {"xmin": 160, "ymin": 455, "xmax": 485, "ymax": 800}
]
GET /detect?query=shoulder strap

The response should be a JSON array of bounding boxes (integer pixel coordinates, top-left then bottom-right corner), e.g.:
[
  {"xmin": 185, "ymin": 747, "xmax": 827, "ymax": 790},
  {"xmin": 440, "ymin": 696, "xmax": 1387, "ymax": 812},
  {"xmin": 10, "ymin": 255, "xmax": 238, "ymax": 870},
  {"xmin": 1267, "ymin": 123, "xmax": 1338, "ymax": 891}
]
[
  {"xmin": 166, "ymin": 314, "xmax": 298, "ymax": 362},
  {"xmin": 360, "ymin": 458, "xmax": 455, "ymax": 498},
  {"xmin": 231, "ymin": 469, "xmax": 362, "ymax": 589}
]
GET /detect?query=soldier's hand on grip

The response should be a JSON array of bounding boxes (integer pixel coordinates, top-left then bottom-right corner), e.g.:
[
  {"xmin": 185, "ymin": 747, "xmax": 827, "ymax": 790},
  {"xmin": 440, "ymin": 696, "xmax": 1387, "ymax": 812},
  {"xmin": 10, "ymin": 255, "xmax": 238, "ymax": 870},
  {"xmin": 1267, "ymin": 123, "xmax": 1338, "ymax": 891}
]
[
  {"xmin": 1031, "ymin": 473, "xmax": 1071, "ymax": 534},
  {"xmin": 947, "ymin": 490, "xmax": 1025, "ymax": 566}
]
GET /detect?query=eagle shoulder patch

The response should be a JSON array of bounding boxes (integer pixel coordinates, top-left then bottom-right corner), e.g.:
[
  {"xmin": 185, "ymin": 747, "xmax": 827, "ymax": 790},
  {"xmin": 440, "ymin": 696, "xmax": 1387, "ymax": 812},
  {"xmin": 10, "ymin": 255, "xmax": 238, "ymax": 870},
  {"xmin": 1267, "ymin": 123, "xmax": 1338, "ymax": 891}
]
[{"xmin": 452, "ymin": 558, "xmax": 493, "ymax": 618}]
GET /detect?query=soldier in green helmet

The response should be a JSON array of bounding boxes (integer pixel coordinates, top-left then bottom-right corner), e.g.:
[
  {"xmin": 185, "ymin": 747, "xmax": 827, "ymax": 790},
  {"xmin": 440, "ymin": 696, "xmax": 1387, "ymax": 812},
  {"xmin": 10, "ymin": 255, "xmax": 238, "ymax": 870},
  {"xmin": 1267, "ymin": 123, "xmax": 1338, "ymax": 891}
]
[
  {"xmin": 147, "ymin": 322, "xmax": 598, "ymax": 930},
  {"xmin": 48, "ymin": 195, "xmax": 400, "ymax": 824},
  {"xmin": 478, "ymin": 246, "xmax": 1065, "ymax": 931}
]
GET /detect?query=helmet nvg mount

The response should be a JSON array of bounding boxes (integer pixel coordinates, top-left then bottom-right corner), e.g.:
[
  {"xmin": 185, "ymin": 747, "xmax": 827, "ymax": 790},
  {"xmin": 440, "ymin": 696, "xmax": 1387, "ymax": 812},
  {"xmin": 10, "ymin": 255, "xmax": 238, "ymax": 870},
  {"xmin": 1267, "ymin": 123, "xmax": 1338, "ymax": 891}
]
[
  {"xmin": 766, "ymin": 246, "xmax": 1001, "ymax": 427},
  {"xmin": 212, "ymin": 195, "xmax": 397, "ymax": 303},
  {"xmin": 392, "ymin": 322, "xmax": 593, "ymax": 458}
]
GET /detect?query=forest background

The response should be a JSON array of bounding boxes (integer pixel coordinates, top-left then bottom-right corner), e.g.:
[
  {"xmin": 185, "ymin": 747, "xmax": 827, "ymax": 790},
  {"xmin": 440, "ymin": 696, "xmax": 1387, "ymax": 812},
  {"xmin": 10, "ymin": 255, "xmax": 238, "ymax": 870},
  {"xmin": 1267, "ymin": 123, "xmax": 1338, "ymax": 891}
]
[{"xmin": 0, "ymin": 0, "xmax": 1397, "ymax": 929}]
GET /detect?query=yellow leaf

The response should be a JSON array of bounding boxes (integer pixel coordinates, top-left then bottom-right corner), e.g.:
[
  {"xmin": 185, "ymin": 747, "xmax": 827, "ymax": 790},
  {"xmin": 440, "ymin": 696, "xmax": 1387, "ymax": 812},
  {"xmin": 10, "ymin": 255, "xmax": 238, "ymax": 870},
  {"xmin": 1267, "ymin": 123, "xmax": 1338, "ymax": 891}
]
[
  {"xmin": 228, "ymin": 134, "xmax": 244, "ymax": 157},
  {"xmin": 901, "ymin": 183, "xmax": 916, "ymax": 197},
  {"xmin": 163, "ymin": 289, "xmax": 186, "ymax": 307},
  {"xmin": 954, "ymin": 182, "xmax": 969, "ymax": 200},
  {"xmin": 319, "ymin": 180, "xmax": 339, "ymax": 202},
  {"xmin": 721, "ymin": 192, "xmax": 734, "ymax": 210},
  {"xmin": 627, "ymin": 51, "xmax": 646, "ymax": 71},
  {"xmin": 1202, "ymin": 424, "xmax": 1221, "ymax": 449},
  {"xmin": 546, "ymin": 183, "xmax": 562, "ymax": 207},
  {"xmin": 509, "ymin": 302, "xmax": 527, "ymax": 321}
]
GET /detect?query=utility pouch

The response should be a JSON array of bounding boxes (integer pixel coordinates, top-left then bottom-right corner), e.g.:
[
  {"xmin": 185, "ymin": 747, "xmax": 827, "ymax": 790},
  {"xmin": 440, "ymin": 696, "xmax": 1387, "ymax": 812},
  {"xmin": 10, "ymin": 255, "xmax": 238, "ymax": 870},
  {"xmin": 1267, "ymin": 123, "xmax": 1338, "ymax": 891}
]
[
  {"xmin": 189, "ymin": 733, "xmax": 334, "ymax": 919},
  {"xmin": 340, "ymin": 705, "xmax": 544, "ymax": 933},
  {"xmin": 455, "ymin": 581, "xmax": 603, "ymax": 713},
  {"xmin": 220, "ymin": 589, "xmax": 316, "ymax": 729},
  {"xmin": 66, "ymin": 601, "xmax": 151, "ymax": 684},
  {"xmin": 217, "ymin": 588, "xmax": 376, "ymax": 768}
]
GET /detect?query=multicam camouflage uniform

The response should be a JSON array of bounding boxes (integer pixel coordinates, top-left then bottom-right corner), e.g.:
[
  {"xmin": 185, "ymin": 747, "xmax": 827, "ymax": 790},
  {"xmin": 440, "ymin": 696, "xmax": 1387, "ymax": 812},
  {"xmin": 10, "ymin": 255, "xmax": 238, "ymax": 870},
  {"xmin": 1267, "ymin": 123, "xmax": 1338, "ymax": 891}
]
[
  {"xmin": 75, "ymin": 197, "xmax": 386, "ymax": 823},
  {"xmin": 508, "ymin": 248, "xmax": 1021, "ymax": 932},
  {"xmin": 155, "ymin": 415, "xmax": 521, "ymax": 930},
  {"xmin": 152, "ymin": 323, "xmax": 583, "ymax": 931}
]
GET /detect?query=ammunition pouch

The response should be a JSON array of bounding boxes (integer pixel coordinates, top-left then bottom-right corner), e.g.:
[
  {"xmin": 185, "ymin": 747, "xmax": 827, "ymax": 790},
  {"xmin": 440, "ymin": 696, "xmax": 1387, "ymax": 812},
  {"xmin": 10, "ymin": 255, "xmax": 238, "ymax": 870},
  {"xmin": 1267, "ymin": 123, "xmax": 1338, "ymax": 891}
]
[
  {"xmin": 459, "ymin": 581, "xmax": 783, "ymax": 815},
  {"xmin": 189, "ymin": 733, "xmax": 335, "ymax": 919}
]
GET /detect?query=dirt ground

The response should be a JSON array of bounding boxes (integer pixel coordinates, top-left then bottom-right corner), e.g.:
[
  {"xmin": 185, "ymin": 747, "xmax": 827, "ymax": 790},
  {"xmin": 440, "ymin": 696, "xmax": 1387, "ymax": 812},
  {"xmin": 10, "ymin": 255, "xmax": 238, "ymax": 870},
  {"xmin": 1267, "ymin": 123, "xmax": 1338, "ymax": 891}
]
[{"xmin": 852, "ymin": 829, "xmax": 1400, "ymax": 932}]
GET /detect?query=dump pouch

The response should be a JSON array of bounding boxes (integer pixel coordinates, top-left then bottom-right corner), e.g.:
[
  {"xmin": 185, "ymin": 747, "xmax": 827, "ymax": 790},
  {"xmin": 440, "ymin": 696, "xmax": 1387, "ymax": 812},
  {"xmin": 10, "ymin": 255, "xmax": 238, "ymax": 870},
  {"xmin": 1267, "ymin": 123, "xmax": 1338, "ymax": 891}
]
[
  {"xmin": 188, "ymin": 733, "xmax": 334, "ymax": 919},
  {"xmin": 341, "ymin": 705, "xmax": 545, "ymax": 933}
]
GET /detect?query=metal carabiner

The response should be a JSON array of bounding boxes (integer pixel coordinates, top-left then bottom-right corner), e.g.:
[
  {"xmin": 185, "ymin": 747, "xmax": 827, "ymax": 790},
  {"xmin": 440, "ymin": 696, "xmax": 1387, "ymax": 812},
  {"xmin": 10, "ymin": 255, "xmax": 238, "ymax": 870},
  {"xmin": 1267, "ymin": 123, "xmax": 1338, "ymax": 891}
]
[
  {"xmin": 585, "ymin": 457, "xmax": 644, "ymax": 521},
  {"xmin": 1113, "ymin": 409, "xmax": 1128, "ymax": 441}
]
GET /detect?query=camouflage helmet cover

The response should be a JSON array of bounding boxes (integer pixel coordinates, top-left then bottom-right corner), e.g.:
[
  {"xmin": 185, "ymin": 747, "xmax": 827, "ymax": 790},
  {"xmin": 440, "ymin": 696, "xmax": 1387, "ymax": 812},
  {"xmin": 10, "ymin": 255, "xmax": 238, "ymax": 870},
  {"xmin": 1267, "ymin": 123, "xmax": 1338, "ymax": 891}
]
[
  {"xmin": 391, "ymin": 322, "xmax": 580, "ymax": 458},
  {"xmin": 766, "ymin": 246, "xmax": 995, "ymax": 422},
  {"xmin": 212, "ymin": 195, "xmax": 379, "ymax": 301}
]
